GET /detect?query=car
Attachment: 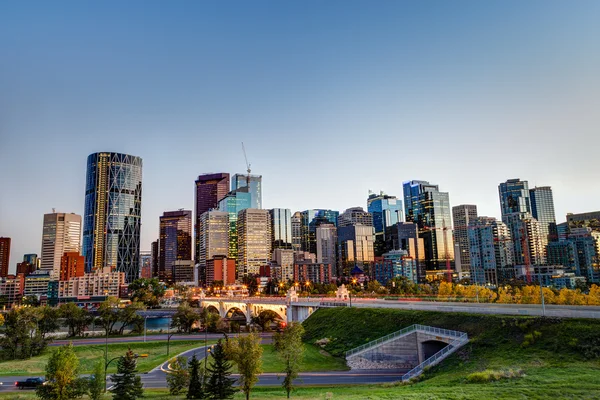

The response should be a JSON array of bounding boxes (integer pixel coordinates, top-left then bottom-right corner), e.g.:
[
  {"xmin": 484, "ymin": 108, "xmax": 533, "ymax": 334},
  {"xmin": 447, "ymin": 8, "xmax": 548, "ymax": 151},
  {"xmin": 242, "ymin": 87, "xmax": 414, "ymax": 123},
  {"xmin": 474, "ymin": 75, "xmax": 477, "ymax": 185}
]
[{"xmin": 15, "ymin": 378, "xmax": 45, "ymax": 390}]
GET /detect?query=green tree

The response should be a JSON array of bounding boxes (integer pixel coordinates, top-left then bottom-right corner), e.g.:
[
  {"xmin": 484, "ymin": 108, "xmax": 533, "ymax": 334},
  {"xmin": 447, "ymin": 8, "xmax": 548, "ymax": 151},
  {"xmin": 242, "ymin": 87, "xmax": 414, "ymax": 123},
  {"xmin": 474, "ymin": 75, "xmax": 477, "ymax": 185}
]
[
  {"xmin": 201, "ymin": 308, "xmax": 222, "ymax": 333},
  {"xmin": 117, "ymin": 302, "xmax": 146, "ymax": 335},
  {"xmin": 225, "ymin": 333, "xmax": 263, "ymax": 400},
  {"xmin": 167, "ymin": 356, "xmax": 189, "ymax": 395},
  {"xmin": 273, "ymin": 322, "xmax": 305, "ymax": 398},
  {"xmin": 88, "ymin": 360, "xmax": 105, "ymax": 400},
  {"xmin": 36, "ymin": 343, "xmax": 86, "ymax": 400},
  {"xmin": 172, "ymin": 302, "xmax": 200, "ymax": 333},
  {"xmin": 242, "ymin": 275, "xmax": 259, "ymax": 296},
  {"xmin": 111, "ymin": 349, "xmax": 144, "ymax": 400},
  {"xmin": 129, "ymin": 278, "xmax": 165, "ymax": 308},
  {"xmin": 251, "ymin": 310, "xmax": 279, "ymax": 332},
  {"xmin": 187, "ymin": 354, "xmax": 205, "ymax": 399},
  {"xmin": 205, "ymin": 339, "xmax": 236, "ymax": 400},
  {"xmin": 98, "ymin": 297, "xmax": 121, "ymax": 336},
  {"xmin": 36, "ymin": 306, "xmax": 61, "ymax": 339},
  {"xmin": 59, "ymin": 303, "xmax": 93, "ymax": 337},
  {"xmin": 22, "ymin": 295, "xmax": 41, "ymax": 306},
  {"xmin": 0, "ymin": 306, "xmax": 48, "ymax": 359}
]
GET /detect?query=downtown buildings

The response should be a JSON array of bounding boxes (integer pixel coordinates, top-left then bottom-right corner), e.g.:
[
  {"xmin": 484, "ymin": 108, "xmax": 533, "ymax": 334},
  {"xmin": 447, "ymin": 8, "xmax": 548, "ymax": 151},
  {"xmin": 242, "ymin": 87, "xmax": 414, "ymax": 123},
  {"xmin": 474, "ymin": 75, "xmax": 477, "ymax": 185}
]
[{"xmin": 40, "ymin": 212, "xmax": 82, "ymax": 278}]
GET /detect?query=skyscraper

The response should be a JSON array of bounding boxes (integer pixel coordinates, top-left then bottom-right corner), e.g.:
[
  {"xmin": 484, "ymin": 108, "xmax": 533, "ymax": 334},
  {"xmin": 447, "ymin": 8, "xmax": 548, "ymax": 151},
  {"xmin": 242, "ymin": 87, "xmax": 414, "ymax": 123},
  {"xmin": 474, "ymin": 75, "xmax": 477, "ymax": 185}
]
[
  {"xmin": 41, "ymin": 212, "xmax": 82, "ymax": 278},
  {"xmin": 151, "ymin": 240, "xmax": 159, "ymax": 278},
  {"xmin": 316, "ymin": 223, "xmax": 338, "ymax": 276},
  {"xmin": 197, "ymin": 210, "xmax": 230, "ymax": 282},
  {"xmin": 291, "ymin": 212, "xmax": 302, "ymax": 252},
  {"xmin": 218, "ymin": 188, "xmax": 252, "ymax": 262},
  {"xmin": 59, "ymin": 252, "xmax": 85, "ymax": 281},
  {"xmin": 0, "ymin": 238, "xmax": 10, "ymax": 278},
  {"xmin": 468, "ymin": 217, "xmax": 514, "ymax": 285},
  {"xmin": 237, "ymin": 209, "xmax": 272, "ymax": 276},
  {"xmin": 194, "ymin": 173, "xmax": 230, "ymax": 264},
  {"xmin": 402, "ymin": 180, "xmax": 454, "ymax": 277},
  {"xmin": 367, "ymin": 192, "xmax": 403, "ymax": 234},
  {"xmin": 300, "ymin": 209, "xmax": 339, "ymax": 254},
  {"xmin": 232, "ymin": 174, "xmax": 262, "ymax": 209},
  {"xmin": 338, "ymin": 207, "xmax": 374, "ymax": 228},
  {"xmin": 269, "ymin": 208, "xmax": 292, "ymax": 250},
  {"xmin": 337, "ymin": 225, "xmax": 375, "ymax": 276},
  {"xmin": 530, "ymin": 186, "xmax": 556, "ymax": 255},
  {"xmin": 159, "ymin": 210, "xmax": 192, "ymax": 282},
  {"xmin": 499, "ymin": 178, "xmax": 531, "ymax": 218},
  {"xmin": 452, "ymin": 205, "xmax": 478, "ymax": 275},
  {"xmin": 83, "ymin": 152, "xmax": 142, "ymax": 283}
]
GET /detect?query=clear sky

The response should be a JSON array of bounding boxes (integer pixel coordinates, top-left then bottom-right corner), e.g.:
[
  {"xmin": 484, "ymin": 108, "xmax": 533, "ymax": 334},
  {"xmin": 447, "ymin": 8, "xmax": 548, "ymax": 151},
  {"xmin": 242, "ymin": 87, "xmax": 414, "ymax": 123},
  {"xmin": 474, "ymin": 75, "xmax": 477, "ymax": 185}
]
[{"xmin": 1, "ymin": 1, "xmax": 599, "ymax": 272}]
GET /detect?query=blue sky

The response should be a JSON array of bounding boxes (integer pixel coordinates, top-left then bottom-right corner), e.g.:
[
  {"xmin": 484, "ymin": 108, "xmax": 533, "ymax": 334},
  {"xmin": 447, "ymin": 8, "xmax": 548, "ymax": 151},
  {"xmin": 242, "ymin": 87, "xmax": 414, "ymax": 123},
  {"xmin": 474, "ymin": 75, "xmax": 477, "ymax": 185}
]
[{"xmin": 1, "ymin": 1, "xmax": 600, "ymax": 271}]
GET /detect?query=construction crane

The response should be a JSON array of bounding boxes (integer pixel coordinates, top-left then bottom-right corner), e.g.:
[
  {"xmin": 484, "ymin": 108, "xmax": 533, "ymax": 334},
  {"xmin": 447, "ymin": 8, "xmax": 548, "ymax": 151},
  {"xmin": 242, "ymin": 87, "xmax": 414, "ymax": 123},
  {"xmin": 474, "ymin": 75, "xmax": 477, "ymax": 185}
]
[{"xmin": 241, "ymin": 142, "xmax": 251, "ymax": 177}]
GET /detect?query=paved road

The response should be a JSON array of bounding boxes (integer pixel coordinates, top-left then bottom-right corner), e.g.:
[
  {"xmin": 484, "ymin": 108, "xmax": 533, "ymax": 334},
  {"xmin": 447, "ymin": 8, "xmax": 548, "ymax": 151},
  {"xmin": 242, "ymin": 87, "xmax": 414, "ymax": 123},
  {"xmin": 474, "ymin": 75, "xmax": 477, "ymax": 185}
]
[
  {"xmin": 51, "ymin": 332, "xmax": 272, "ymax": 346},
  {"xmin": 0, "ymin": 343, "xmax": 405, "ymax": 392}
]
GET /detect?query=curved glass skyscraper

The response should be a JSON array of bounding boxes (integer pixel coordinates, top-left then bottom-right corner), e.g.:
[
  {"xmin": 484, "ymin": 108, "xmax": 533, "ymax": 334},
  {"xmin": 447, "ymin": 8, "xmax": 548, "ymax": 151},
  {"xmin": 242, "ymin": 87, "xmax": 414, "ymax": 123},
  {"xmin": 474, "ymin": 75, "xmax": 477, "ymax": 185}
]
[{"xmin": 83, "ymin": 152, "xmax": 142, "ymax": 282}]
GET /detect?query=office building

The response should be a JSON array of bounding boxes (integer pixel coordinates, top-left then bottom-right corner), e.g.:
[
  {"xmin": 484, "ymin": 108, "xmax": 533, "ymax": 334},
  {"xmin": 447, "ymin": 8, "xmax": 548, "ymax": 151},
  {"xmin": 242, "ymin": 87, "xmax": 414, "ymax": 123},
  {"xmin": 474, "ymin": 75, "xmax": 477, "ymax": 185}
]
[
  {"xmin": 194, "ymin": 173, "xmax": 230, "ymax": 263},
  {"xmin": 0, "ymin": 274, "xmax": 24, "ymax": 306},
  {"xmin": 498, "ymin": 178, "xmax": 531, "ymax": 218},
  {"xmin": 530, "ymin": 186, "xmax": 557, "ymax": 253},
  {"xmin": 293, "ymin": 262, "xmax": 333, "ymax": 284},
  {"xmin": 59, "ymin": 252, "xmax": 85, "ymax": 281},
  {"xmin": 337, "ymin": 224, "xmax": 375, "ymax": 276},
  {"xmin": 468, "ymin": 217, "xmax": 514, "ymax": 285},
  {"xmin": 83, "ymin": 152, "xmax": 142, "ymax": 282},
  {"xmin": 237, "ymin": 209, "xmax": 272, "ymax": 276},
  {"xmin": 373, "ymin": 250, "xmax": 418, "ymax": 285},
  {"xmin": 271, "ymin": 248, "xmax": 294, "ymax": 281},
  {"xmin": 0, "ymin": 238, "xmax": 10, "ymax": 278},
  {"xmin": 452, "ymin": 205, "xmax": 478, "ymax": 275},
  {"xmin": 368, "ymin": 192, "xmax": 403, "ymax": 256},
  {"xmin": 197, "ymin": 210, "xmax": 230, "ymax": 282},
  {"xmin": 567, "ymin": 228, "xmax": 600, "ymax": 283},
  {"xmin": 567, "ymin": 211, "xmax": 600, "ymax": 232},
  {"xmin": 291, "ymin": 212, "xmax": 302, "ymax": 252},
  {"xmin": 270, "ymin": 208, "xmax": 292, "ymax": 250},
  {"xmin": 232, "ymin": 173, "xmax": 262, "ymax": 209},
  {"xmin": 18, "ymin": 254, "xmax": 40, "ymax": 276},
  {"xmin": 23, "ymin": 254, "xmax": 40, "ymax": 269},
  {"xmin": 206, "ymin": 256, "xmax": 236, "ymax": 285},
  {"xmin": 159, "ymin": 210, "xmax": 192, "ymax": 282},
  {"xmin": 151, "ymin": 241, "xmax": 159, "ymax": 278},
  {"xmin": 316, "ymin": 223, "xmax": 338, "ymax": 276},
  {"xmin": 300, "ymin": 209, "xmax": 339, "ymax": 255},
  {"xmin": 338, "ymin": 207, "xmax": 373, "ymax": 228},
  {"xmin": 139, "ymin": 251, "xmax": 152, "ymax": 279},
  {"xmin": 23, "ymin": 272, "xmax": 52, "ymax": 298},
  {"xmin": 171, "ymin": 260, "xmax": 195, "ymax": 284},
  {"xmin": 384, "ymin": 222, "xmax": 426, "ymax": 282},
  {"xmin": 40, "ymin": 212, "xmax": 81, "ymax": 278},
  {"xmin": 403, "ymin": 180, "xmax": 454, "ymax": 277},
  {"xmin": 218, "ymin": 188, "xmax": 252, "ymax": 262}
]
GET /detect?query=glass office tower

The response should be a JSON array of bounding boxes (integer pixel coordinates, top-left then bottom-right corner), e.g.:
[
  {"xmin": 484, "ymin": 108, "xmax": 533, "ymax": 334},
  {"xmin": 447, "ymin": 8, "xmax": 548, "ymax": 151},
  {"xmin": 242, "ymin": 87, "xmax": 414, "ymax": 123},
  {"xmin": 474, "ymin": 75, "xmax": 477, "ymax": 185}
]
[
  {"xmin": 232, "ymin": 174, "xmax": 262, "ymax": 209},
  {"xmin": 300, "ymin": 209, "xmax": 339, "ymax": 254},
  {"xmin": 159, "ymin": 210, "xmax": 192, "ymax": 282},
  {"xmin": 269, "ymin": 208, "xmax": 292, "ymax": 250},
  {"xmin": 83, "ymin": 152, "xmax": 142, "ymax": 283},
  {"xmin": 218, "ymin": 188, "xmax": 252, "ymax": 262}
]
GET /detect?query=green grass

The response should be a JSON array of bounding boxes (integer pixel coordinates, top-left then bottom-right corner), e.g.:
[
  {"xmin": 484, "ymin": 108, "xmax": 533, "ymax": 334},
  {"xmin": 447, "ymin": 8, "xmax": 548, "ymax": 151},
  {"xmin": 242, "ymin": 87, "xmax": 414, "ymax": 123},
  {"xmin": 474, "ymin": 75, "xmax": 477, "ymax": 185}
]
[
  {"xmin": 235, "ymin": 344, "xmax": 348, "ymax": 373},
  {"xmin": 0, "ymin": 340, "xmax": 213, "ymax": 376}
]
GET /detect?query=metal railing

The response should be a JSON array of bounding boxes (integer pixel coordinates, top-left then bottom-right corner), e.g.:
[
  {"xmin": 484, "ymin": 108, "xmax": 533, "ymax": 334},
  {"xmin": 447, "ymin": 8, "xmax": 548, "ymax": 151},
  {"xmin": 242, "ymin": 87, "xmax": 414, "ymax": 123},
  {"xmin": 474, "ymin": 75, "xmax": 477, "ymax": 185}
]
[
  {"xmin": 345, "ymin": 324, "xmax": 466, "ymax": 358},
  {"xmin": 401, "ymin": 332, "xmax": 469, "ymax": 382}
]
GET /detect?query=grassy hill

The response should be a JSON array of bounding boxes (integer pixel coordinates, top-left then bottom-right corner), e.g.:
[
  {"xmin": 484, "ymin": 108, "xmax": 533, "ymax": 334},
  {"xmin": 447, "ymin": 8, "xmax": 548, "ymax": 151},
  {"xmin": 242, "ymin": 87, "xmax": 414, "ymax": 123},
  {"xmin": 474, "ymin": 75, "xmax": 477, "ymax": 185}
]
[{"xmin": 300, "ymin": 307, "xmax": 600, "ymax": 399}]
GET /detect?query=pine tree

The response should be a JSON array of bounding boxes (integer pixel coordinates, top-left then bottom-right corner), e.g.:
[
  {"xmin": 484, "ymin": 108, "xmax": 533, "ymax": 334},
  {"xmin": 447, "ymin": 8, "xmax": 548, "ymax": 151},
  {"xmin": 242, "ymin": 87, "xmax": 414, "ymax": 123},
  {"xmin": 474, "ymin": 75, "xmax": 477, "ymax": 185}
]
[
  {"xmin": 187, "ymin": 354, "xmax": 205, "ymax": 399},
  {"xmin": 205, "ymin": 340, "xmax": 236, "ymax": 400},
  {"xmin": 111, "ymin": 349, "xmax": 144, "ymax": 400}
]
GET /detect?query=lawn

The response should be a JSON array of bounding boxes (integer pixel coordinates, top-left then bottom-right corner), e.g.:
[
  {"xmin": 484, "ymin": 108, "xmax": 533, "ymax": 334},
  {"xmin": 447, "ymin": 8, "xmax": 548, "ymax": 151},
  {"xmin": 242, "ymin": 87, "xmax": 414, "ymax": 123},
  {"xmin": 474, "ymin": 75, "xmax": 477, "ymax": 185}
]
[
  {"xmin": 0, "ymin": 340, "xmax": 213, "ymax": 376},
  {"xmin": 239, "ymin": 344, "xmax": 348, "ymax": 373}
]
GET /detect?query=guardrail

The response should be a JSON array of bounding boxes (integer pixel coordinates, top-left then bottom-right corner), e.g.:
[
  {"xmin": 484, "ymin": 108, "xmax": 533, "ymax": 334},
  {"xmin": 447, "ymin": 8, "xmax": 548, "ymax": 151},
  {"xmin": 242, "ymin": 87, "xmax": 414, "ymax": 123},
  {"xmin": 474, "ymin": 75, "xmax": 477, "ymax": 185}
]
[
  {"xmin": 345, "ymin": 324, "xmax": 466, "ymax": 358},
  {"xmin": 401, "ymin": 332, "xmax": 469, "ymax": 382}
]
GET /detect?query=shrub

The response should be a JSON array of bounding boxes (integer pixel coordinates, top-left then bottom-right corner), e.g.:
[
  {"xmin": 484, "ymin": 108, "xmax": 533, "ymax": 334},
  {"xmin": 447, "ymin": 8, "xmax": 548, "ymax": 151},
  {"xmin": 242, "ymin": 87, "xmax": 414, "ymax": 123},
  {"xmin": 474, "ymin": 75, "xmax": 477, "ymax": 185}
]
[{"xmin": 466, "ymin": 369, "xmax": 524, "ymax": 383}]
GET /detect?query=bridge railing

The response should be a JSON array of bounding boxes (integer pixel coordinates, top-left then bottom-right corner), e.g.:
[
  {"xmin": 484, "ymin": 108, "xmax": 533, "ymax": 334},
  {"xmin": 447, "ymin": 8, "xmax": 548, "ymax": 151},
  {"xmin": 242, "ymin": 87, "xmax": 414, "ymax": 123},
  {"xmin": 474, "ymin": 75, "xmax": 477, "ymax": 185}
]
[
  {"xmin": 345, "ymin": 324, "xmax": 466, "ymax": 359},
  {"xmin": 401, "ymin": 332, "xmax": 469, "ymax": 382}
]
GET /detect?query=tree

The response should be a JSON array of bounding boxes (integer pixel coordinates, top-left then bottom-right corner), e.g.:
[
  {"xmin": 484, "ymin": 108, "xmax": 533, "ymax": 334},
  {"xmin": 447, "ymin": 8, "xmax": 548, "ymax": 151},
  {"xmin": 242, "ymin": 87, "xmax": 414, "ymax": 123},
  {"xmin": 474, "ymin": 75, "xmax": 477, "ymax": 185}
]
[
  {"xmin": 273, "ymin": 322, "xmax": 305, "ymax": 398},
  {"xmin": 242, "ymin": 275, "xmax": 259, "ymax": 296},
  {"xmin": 187, "ymin": 354, "xmax": 205, "ymax": 399},
  {"xmin": 36, "ymin": 306, "xmax": 61, "ymax": 339},
  {"xmin": 117, "ymin": 302, "xmax": 146, "ymax": 335},
  {"xmin": 172, "ymin": 302, "xmax": 201, "ymax": 333},
  {"xmin": 59, "ymin": 303, "xmax": 93, "ymax": 337},
  {"xmin": 129, "ymin": 278, "xmax": 165, "ymax": 308},
  {"xmin": 225, "ymin": 333, "xmax": 263, "ymax": 400},
  {"xmin": 167, "ymin": 356, "xmax": 189, "ymax": 395},
  {"xmin": 88, "ymin": 360, "xmax": 105, "ymax": 400},
  {"xmin": 22, "ymin": 295, "xmax": 41, "ymax": 307},
  {"xmin": 111, "ymin": 349, "xmax": 144, "ymax": 400},
  {"xmin": 251, "ymin": 310, "xmax": 279, "ymax": 331},
  {"xmin": 205, "ymin": 339, "xmax": 236, "ymax": 400},
  {"xmin": 97, "ymin": 297, "xmax": 121, "ymax": 336},
  {"xmin": 0, "ymin": 306, "xmax": 48, "ymax": 359},
  {"xmin": 36, "ymin": 343, "xmax": 86, "ymax": 400}
]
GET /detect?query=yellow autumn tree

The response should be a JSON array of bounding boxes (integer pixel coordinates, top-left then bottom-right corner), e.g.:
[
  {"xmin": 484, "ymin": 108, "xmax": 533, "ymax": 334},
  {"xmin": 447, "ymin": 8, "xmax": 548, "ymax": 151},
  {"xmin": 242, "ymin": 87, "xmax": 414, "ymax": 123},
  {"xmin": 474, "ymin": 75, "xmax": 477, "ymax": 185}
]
[
  {"xmin": 438, "ymin": 281, "xmax": 454, "ymax": 297},
  {"xmin": 588, "ymin": 285, "xmax": 600, "ymax": 305},
  {"xmin": 496, "ymin": 287, "xmax": 514, "ymax": 303}
]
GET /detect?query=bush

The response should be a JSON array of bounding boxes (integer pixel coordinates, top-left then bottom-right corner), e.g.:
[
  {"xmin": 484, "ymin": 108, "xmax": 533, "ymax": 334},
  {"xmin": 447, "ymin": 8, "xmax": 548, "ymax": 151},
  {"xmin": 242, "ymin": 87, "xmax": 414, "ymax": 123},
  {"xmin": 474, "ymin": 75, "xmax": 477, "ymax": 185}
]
[{"xmin": 466, "ymin": 369, "xmax": 524, "ymax": 383}]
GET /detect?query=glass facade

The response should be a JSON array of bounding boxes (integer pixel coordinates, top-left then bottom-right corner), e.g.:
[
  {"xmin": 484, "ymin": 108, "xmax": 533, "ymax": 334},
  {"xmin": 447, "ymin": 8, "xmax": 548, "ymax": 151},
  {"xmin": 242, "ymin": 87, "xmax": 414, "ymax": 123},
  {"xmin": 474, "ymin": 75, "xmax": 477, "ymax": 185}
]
[
  {"xmin": 530, "ymin": 186, "xmax": 556, "ymax": 259},
  {"xmin": 83, "ymin": 152, "xmax": 142, "ymax": 283},
  {"xmin": 159, "ymin": 210, "xmax": 192, "ymax": 282},
  {"xmin": 300, "ymin": 209, "xmax": 339, "ymax": 254},
  {"xmin": 237, "ymin": 209, "xmax": 271, "ymax": 276},
  {"xmin": 367, "ymin": 193, "xmax": 403, "ymax": 234},
  {"xmin": 468, "ymin": 217, "xmax": 513, "ymax": 285},
  {"xmin": 452, "ymin": 205, "xmax": 478, "ymax": 273},
  {"xmin": 498, "ymin": 178, "xmax": 531, "ymax": 219},
  {"xmin": 217, "ymin": 189, "xmax": 251, "ymax": 262},
  {"xmin": 194, "ymin": 173, "xmax": 230, "ymax": 264},
  {"xmin": 269, "ymin": 208, "xmax": 292, "ymax": 250},
  {"xmin": 232, "ymin": 174, "xmax": 262, "ymax": 209}
]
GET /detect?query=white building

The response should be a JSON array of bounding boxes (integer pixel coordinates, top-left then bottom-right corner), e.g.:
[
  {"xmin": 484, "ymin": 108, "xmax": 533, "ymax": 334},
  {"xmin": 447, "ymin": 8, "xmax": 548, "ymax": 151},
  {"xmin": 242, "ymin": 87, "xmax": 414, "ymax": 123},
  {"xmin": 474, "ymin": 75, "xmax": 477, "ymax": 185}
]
[
  {"xmin": 40, "ymin": 212, "xmax": 81, "ymax": 278},
  {"xmin": 58, "ymin": 267, "xmax": 125, "ymax": 298}
]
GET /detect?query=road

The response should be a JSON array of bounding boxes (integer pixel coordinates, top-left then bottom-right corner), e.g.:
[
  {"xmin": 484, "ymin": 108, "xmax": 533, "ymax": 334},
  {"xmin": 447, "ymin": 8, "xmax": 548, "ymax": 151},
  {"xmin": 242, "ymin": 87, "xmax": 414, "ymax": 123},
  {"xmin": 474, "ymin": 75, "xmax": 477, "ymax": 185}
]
[
  {"xmin": 51, "ymin": 332, "xmax": 272, "ymax": 346},
  {"xmin": 0, "ymin": 343, "xmax": 405, "ymax": 392}
]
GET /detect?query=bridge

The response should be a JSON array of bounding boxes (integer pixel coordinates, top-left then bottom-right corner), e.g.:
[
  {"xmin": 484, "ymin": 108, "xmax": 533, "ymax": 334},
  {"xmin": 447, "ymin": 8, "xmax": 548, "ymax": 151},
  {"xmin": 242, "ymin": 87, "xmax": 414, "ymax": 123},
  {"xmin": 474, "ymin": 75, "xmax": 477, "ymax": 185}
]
[{"xmin": 200, "ymin": 298, "xmax": 316, "ymax": 323}]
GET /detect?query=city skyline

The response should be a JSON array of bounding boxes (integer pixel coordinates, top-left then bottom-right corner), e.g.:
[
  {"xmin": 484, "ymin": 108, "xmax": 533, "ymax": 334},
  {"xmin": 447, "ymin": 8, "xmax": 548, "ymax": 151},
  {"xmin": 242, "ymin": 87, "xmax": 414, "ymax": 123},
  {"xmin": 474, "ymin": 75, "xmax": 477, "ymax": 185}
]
[{"xmin": 2, "ymin": 1, "xmax": 600, "ymax": 270}]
